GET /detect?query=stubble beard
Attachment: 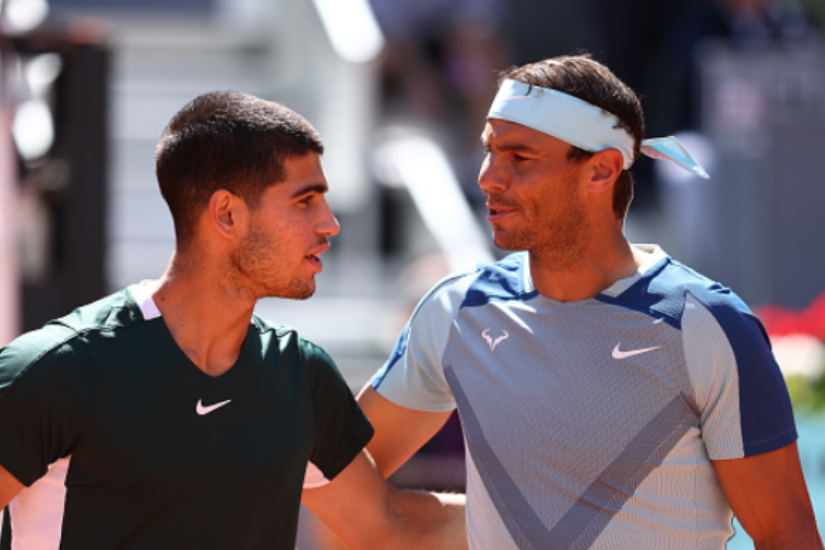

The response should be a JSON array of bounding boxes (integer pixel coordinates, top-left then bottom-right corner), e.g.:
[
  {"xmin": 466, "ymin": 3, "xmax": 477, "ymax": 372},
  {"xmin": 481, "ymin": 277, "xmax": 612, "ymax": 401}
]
[
  {"xmin": 493, "ymin": 192, "xmax": 589, "ymax": 273},
  {"xmin": 529, "ymin": 214, "xmax": 589, "ymax": 273},
  {"xmin": 231, "ymin": 227, "xmax": 315, "ymax": 301}
]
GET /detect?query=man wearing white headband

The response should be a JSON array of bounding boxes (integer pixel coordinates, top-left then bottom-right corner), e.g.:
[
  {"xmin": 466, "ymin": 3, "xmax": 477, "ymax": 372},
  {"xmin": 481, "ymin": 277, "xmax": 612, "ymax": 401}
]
[{"xmin": 359, "ymin": 55, "xmax": 823, "ymax": 549}]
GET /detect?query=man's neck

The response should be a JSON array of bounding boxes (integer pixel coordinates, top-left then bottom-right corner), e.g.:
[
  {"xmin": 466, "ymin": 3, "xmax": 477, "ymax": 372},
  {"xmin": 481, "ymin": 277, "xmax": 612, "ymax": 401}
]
[
  {"xmin": 528, "ymin": 236, "xmax": 639, "ymax": 302},
  {"xmin": 150, "ymin": 260, "xmax": 257, "ymax": 377}
]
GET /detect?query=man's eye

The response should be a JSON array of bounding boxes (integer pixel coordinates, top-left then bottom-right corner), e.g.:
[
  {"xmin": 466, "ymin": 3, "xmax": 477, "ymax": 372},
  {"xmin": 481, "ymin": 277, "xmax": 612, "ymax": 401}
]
[{"xmin": 513, "ymin": 153, "xmax": 528, "ymax": 162}]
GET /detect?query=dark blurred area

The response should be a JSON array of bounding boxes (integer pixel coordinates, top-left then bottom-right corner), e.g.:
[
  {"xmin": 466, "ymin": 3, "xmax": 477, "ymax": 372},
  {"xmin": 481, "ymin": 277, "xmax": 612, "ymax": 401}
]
[{"xmin": 1, "ymin": 14, "xmax": 108, "ymax": 335}]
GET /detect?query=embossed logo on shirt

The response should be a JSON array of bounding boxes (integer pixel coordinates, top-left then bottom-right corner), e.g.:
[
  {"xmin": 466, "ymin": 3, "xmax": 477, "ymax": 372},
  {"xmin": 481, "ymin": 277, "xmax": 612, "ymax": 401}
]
[
  {"xmin": 482, "ymin": 329, "xmax": 509, "ymax": 351},
  {"xmin": 196, "ymin": 398, "xmax": 232, "ymax": 416}
]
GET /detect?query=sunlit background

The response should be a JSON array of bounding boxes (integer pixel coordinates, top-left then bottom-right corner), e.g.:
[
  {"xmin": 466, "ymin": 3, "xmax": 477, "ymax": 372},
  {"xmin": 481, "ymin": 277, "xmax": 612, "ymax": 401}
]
[{"xmin": 0, "ymin": 0, "xmax": 824, "ymax": 547}]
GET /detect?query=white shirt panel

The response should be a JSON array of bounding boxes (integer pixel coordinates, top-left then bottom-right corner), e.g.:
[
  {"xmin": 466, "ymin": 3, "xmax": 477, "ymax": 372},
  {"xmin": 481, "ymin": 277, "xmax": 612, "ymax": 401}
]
[
  {"xmin": 10, "ymin": 457, "xmax": 70, "ymax": 550},
  {"xmin": 682, "ymin": 293, "xmax": 745, "ymax": 459}
]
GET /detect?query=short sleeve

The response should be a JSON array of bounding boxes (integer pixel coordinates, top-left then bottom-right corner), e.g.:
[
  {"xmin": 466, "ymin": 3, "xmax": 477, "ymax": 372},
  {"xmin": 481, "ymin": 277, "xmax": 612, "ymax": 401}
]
[
  {"xmin": 0, "ymin": 328, "xmax": 96, "ymax": 486},
  {"xmin": 305, "ymin": 343, "xmax": 373, "ymax": 482},
  {"xmin": 370, "ymin": 276, "xmax": 466, "ymax": 412},
  {"xmin": 682, "ymin": 293, "xmax": 797, "ymax": 460}
]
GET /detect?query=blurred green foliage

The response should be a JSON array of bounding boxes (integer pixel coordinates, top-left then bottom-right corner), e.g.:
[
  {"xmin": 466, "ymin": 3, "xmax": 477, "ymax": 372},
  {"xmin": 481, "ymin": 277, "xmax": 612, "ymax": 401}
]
[{"xmin": 787, "ymin": 372, "xmax": 825, "ymax": 413}]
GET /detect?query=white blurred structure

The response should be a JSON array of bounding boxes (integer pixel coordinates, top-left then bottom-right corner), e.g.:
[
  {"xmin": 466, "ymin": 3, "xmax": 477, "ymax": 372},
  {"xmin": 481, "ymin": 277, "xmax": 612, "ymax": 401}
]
[
  {"xmin": 312, "ymin": 0, "xmax": 384, "ymax": 64},
  {"xmin": 375, "ymin": 131, "xmax": 493, "ymax": 272},
  {"xmin": 0, "ymin": 109, "xmax": 20, "ymax": 347},
  {"xmin": 0, "ymin": 0, "xmax": 50, "ymax": 35}
]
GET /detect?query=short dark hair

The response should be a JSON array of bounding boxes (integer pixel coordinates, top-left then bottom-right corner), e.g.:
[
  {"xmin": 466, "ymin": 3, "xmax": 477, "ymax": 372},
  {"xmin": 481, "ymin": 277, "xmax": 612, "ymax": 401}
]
[
  {"xmin": 155, "ymin": 90, "xmax": 324, "ymax": 246},
  {"xmin": 500, "ymin": 54, "xmax": 644, "ymax": 219}
]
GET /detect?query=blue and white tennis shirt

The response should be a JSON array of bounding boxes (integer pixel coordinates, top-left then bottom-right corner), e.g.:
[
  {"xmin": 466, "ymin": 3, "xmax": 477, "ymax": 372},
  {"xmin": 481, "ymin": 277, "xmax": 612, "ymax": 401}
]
[{"xmin": 372, "ymin": 245, "xmax": 796, "ymax": 550}]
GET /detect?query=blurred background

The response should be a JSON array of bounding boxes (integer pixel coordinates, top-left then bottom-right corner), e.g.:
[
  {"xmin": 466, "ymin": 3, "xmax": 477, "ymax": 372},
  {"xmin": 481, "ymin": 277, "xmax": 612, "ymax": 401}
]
[{"xmin": 0, "ymin": 0, "xmax": 823, "ymax": 547}]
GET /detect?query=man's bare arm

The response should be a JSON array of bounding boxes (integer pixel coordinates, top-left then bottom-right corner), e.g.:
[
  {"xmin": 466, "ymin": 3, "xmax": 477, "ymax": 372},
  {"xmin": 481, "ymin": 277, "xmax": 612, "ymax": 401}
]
[
  {"xmin": 357, "ymin": 385, "xmax": 453, "ymax": 477},
  {"xmin": 0, "ymin": 463, "xmax": 24, "ymax": 510},
  {"xmin": 713, "ymin": 442, "xmax": 823, "ymax": 549},
  {"xmin": 302, "ymin": 450, "xmax": 467, "ymax": 550}
]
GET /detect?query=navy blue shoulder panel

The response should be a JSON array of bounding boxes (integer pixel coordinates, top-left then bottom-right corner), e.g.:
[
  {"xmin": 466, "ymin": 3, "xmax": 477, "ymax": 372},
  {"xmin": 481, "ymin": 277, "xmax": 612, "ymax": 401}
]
[
  {"xmin": 596, "ymin": 257, "xmax": 742, "ymax": 330},
  {"xmin": 601, "ymin": 258, "xmax": 795, "ymax": 456},
  {"xmin": 462, "ymin": 252, "xmax": 539, "ymax": 308}
]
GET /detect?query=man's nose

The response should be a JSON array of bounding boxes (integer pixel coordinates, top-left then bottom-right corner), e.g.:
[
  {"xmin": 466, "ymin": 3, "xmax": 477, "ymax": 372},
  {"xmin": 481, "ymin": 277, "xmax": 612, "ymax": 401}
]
[
  {"xmin": 318, "ymin": 204, "xmax": 340, "ymax": 237},
  {"xmin": 478, "ymin": 157, "xmax": 508, "ymax": 194}
]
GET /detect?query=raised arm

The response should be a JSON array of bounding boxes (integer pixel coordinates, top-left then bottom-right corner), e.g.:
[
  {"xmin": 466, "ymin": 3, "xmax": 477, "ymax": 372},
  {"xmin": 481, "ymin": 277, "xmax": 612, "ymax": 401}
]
[
  {"xmin": 713, "ymin": 443, "xmax": 823, "ymax": 549},
  {"xmin": 302, "ymin": 449, "xmax": 467, "ymax": 550},
  {"xmin": 357, "ymin": 385, "xmax": 454, "ymax": 477}
]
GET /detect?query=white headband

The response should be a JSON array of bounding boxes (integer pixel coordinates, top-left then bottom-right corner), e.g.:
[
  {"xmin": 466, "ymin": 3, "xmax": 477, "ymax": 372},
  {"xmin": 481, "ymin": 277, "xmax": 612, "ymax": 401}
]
[{"xmin": 488, "ymin": 79, "xmax": 709, "ymax": 179}]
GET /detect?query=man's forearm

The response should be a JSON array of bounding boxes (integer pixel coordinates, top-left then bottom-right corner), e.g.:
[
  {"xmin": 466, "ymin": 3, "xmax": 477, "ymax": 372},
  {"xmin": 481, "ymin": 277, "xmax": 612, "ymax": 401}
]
[
  {"xmin": 383, "ymin": 488, "xmax": 467, "ymax": 550},
  {"xmin": 751, "ymin": 520, "xmax": 823, "ymax": 550},
  {"xmin": 301, "ymin": 451, "xmax": 467, "ymax": 550}
]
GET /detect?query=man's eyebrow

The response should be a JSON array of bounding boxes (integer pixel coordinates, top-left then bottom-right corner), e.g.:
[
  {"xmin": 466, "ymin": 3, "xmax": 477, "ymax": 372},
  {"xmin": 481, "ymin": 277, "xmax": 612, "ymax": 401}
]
[
  {"xmin": 500, "ymin": 142, "xmax": 538, "ymax": 153},
  {"xmin": 290, "ymin": 183, "xmax": 328, "ymax": 198},
  {"xmin": 480, "ymin": 137, "xmax": 540, "ymax": 154}
]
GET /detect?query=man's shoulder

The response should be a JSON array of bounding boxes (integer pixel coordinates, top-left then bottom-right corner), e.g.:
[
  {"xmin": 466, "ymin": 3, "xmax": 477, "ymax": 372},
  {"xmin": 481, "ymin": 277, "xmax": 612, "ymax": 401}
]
[
  {"xmin": 620, "ymin": 256, "xmax": 754, "ymax": 328},
  {"xmin": 655, "ymin": 259, "xmax": 751, "ymax": 313},
  {"xmin": 401, "ymin": 253, "xmax": 532, "ymax": 319},
  {"xmin": 249, "ymin": 317, "xmax": 350, "ymax": 397},
  {"xmin": 53, "ymin": 288, "xmax": 144, "ymax": 334},
  {"xmin": 460, "ymin": 252, "xmax": 533, "ymax": 307},
  {"xmin": 0, "ymin": 289, "xmax": 141, "ymax": 379},
  {"xmin": 249, "ymin": 315, "xmax": 294, "ymax": 336},
  {"xmin": 249, "ymin": 315, "xmax": 331, "ymax": 362}
]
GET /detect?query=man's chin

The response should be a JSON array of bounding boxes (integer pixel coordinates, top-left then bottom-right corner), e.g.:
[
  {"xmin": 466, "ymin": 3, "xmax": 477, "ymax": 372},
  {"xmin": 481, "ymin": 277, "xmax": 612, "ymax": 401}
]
[
  {"xmin": 283, "ymin": 286, "xmax": 315, "ymax": 301},
  {"xmin": 293, "ymin": 289, "xmax": 315, "ymax": 301},
  {"xmin": 493, "ymin": 233, "xmax": 527, "ymax": 252},
  {"xmin": 261, "ymin": 280, "xmax": 316, "ymax": 301}
]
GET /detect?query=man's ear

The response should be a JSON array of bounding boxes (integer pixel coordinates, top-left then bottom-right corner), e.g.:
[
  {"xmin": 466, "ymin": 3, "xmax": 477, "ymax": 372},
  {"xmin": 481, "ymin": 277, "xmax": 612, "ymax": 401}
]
[
  {"xmin": 208, "ymin": 189, "xmax": 247, "ymax": 239},
  {"xmin": 586, "ymin": 148, "xmax": 624, "ymax": 193}
]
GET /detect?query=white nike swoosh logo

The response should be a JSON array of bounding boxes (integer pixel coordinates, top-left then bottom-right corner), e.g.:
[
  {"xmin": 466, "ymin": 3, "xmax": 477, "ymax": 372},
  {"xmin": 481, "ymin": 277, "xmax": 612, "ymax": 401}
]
[
  {"xmin": 196, "ymin": 398, "xmax": 232, "ymax": 416},
  {"xmin": 612, "ymin": 343, "xmax": 661, "ymax": 359}
]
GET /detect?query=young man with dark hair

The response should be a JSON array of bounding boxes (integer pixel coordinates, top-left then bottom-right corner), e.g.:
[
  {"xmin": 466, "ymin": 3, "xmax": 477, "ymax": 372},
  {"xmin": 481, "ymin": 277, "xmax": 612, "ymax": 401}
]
[
  {"xmin": 360, "ymin": 55, "xmax": 823, "ymax": 549},
  {"xmin": 0, "ymin": 90, "xmax": 466, "ymax": 550}
]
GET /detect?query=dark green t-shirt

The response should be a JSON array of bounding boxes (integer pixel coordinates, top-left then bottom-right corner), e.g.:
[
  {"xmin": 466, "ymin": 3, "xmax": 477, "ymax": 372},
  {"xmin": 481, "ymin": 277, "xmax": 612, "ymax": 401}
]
[{"xmin": 0, "ymin": 287, "xmax": 373, "ymax": 549}]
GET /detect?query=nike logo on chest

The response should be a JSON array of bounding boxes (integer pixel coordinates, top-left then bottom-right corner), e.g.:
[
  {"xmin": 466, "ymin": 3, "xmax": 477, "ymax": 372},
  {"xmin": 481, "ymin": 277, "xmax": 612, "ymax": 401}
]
[
  {"xmin": 612, "ymin": 343, "xmax": 661, "ymax": 359},
  {"xmin": 196, "ymin": 398, "xmax": 232, "ymax": 416}
]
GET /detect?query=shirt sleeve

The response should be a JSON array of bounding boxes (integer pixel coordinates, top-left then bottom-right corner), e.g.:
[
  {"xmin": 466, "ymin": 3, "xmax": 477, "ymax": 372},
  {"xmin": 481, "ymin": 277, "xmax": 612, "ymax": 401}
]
[
  {"xmin": 0, "ymin": 327, "xmax": 96, "ymax": 486},
  {"xmin": 682, "ymin": 292, "xmax": 797, "ymax": 460},
  {"xmin": 304, "ymin": 342, "xmax": 373, "ymax": 482},
  {"xmin": 370, "ymin": 276, "xmax": 467, "ymax": 412}
]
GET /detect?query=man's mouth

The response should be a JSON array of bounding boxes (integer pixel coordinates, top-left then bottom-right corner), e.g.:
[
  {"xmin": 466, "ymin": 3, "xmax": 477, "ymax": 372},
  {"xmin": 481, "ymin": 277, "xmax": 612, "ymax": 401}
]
[
  {"xmin": 308, "ymin": 242, "xmax": 330, "ymax": 257},
  {"xmin": 306, "ymin": 242, "xmax": 330, "ymax": 272},
  {"xmin": 487, "ymin": 203, "xmax": 516, "ymax": 221},
  {"xmin": 306, "ymin": 255, "xmax": 322, "ymax": 271}
]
